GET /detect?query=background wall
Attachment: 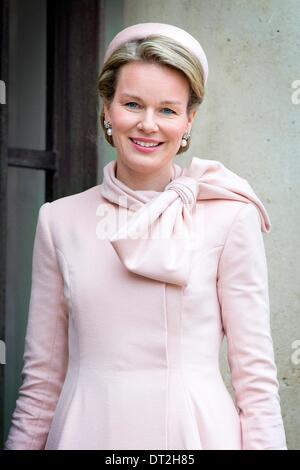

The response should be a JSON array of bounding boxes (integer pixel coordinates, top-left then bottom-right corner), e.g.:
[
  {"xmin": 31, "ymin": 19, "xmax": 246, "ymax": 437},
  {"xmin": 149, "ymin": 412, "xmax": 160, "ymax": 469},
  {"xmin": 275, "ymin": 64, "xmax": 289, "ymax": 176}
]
[{"xmin": 101, "ymin": 0, "xmax": 300, "ymax": 449}]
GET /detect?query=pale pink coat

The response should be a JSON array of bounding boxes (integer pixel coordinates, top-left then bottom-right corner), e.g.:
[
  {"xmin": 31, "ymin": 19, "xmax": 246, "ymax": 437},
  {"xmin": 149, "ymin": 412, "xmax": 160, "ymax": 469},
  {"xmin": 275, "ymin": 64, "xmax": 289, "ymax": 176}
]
[{"xmin": 5, "ymin": 157, "xmax": 287, "ymax": 450}]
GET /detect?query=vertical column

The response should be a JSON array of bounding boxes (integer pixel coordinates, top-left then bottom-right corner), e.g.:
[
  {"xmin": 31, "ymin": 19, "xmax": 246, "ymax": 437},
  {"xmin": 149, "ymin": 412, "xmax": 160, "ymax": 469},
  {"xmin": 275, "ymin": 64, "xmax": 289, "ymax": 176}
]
[{"xmin": 0, "ymin": 0, "xmax": 9, "ymax": 448}]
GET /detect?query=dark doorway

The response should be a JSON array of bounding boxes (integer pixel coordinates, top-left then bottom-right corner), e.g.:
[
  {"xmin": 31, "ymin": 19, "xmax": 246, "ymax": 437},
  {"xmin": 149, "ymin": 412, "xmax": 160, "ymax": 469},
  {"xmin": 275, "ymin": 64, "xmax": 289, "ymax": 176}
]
[{"xmin": 0, "ymin": 0, "xmax": 103, "ymax": 446}]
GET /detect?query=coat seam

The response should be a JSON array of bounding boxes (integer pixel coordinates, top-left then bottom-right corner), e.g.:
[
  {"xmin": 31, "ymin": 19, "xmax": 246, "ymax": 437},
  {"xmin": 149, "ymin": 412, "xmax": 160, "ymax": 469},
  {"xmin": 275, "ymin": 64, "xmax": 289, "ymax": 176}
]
[
  {"xmin": 29, "ymin": 203, "xmax": 65, "ymax": 449},
  {"xmin": 216, "ymin": 202, "xmax": 250, "ymax": 282},
  {"xmin": 217, "ymin": 203, "xmax": 257, "ymax": 449},
  {"xmin": 48, "ymin": 248, "xmax": 79, "ymax": 449},
  {"xmin": 163, "ymin": 283, "xmax": 169, "ymax": 450}
]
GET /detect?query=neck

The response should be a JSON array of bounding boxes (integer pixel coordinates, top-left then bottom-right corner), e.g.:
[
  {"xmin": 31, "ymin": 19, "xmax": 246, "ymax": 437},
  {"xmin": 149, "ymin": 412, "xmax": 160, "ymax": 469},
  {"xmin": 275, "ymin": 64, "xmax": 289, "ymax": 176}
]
[{"xmin": 115, "ymin": 160, "xmax": 174, "ymax": 191}]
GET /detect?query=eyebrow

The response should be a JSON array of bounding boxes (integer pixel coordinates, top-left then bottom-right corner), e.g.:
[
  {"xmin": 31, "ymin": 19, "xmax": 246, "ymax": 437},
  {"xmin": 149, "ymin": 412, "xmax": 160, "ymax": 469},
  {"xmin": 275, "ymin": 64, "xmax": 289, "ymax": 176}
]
[{"xmin": 120, "ymin": 93, "xmax": 183, "ymax": 106}]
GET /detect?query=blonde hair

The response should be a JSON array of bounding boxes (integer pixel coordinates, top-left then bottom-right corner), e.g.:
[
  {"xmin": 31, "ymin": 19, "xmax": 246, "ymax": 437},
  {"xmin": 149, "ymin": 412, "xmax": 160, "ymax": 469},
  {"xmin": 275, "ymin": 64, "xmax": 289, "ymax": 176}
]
[{"xmin": 97, "ymin": 35, "xmax": 206, "ymax": 154}]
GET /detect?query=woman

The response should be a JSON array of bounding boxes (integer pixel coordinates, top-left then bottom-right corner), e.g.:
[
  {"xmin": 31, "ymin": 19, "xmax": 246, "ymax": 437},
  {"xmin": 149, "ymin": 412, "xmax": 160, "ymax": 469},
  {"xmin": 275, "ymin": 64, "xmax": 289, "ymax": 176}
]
[{"xmin": 5, "ymin": 23, "xmax": 287, "ymax": 450}]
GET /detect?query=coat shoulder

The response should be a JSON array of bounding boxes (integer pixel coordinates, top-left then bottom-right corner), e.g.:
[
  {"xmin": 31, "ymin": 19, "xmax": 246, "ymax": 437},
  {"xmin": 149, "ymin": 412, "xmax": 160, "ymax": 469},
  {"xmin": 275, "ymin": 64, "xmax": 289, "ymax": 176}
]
[{"xmin": 40, "ymin": 184, "xmax": 105, "ymax": 220}]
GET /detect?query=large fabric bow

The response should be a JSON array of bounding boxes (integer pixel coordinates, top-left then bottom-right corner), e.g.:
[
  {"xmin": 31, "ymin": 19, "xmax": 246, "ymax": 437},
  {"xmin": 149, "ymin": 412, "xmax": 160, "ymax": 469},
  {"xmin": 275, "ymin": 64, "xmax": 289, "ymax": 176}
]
[{"xmin": 99, "ymin": 157, "xmax": 271, "ymax": 286}]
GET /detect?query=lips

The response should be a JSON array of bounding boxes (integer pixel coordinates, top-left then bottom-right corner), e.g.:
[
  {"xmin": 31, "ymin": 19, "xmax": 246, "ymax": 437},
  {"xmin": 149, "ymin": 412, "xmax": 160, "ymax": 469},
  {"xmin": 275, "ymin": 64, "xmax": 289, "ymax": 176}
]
[{"xmin": 129, "ymin": 138, "xmax": 163, "ymax": 147}]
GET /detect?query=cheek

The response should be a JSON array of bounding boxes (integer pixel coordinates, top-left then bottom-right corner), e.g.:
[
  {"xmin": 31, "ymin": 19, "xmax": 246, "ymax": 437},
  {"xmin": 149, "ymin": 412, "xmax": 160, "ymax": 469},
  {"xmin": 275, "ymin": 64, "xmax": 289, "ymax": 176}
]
[
  {"xmin": 166, "ymin": 121, "xmax": 187, "ymax": 142},
  {"xmin": 111, "ymin": 109, "xmax": 137, "ymax": 133}
]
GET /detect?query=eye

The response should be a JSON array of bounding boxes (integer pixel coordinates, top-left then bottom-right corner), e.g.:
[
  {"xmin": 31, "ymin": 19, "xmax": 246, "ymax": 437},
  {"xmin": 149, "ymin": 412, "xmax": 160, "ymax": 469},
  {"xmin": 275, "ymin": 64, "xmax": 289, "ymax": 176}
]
[
  {"xmin": 125, "ymin": 102, "xmax": 140, "ymax": 109},
  {"xmin": 161, "ymin": 107, "xmax": 176, "ymax": 115},
  {"xmin": 124, "ymin": 102, "xmax": 175, "ymax": 114}
]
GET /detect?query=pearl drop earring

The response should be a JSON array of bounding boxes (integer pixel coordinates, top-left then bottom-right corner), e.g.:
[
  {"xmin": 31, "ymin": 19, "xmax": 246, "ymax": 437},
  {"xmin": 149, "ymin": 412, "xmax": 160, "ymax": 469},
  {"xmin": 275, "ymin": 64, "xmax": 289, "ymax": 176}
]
[
  {"xmin": 181, "ymin": 131, "xmax": 191, "ymax": 148},
  {"xmin": 104, "ymin": 120, "xmax": 113, "ymax": 136}
]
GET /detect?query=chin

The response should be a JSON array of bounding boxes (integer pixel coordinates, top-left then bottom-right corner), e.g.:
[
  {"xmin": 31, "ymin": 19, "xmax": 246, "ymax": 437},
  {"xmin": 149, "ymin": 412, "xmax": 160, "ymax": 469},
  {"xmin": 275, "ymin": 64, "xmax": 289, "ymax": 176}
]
[{"xmin": 124, "ymin": 153, "xmax": 160, "ymax": 165}]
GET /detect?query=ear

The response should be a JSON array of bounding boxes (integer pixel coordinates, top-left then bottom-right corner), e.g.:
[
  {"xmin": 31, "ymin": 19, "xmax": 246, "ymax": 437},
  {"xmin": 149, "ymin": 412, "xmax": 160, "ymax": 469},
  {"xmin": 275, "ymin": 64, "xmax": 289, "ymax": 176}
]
[
  {"xmin": 186, "ymin": 108, "xmax": 197, "ymax": 133},
  {"xmin": 103, "ymin": 100, "xmax": 111, "ymax": 122}
]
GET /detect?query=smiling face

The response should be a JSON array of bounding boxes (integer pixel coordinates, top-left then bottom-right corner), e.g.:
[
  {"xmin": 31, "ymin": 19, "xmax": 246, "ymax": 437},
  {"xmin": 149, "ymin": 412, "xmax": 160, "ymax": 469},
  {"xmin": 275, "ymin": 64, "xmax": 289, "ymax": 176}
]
[{"xmin": 104, "ymin": 61, "xmax": 197, "ymax": 190}]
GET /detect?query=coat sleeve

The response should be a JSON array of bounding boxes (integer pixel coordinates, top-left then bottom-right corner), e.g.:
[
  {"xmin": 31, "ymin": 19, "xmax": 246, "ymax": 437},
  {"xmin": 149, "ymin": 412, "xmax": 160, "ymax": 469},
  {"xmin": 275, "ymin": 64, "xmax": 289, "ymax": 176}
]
[
  {"xmin": 217, "ymin": 202, "xmax": 287, "ymax": 450},
  {"xmin": 4, "ymin": 202, "xmax": 69, "ymax": 450}
]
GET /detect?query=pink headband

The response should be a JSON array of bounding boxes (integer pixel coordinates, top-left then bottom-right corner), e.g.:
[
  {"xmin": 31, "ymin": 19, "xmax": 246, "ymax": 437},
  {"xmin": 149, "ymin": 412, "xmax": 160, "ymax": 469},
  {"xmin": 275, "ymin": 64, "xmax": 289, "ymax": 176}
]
[{"xmin": 103, "ymin": 22, "xmax": 209, "ymax": 85}]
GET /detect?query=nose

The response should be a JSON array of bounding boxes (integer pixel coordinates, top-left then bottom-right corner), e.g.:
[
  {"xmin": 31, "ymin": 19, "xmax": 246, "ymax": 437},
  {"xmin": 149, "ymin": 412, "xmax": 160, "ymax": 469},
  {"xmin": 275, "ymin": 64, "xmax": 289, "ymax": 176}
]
[{"xmin": 137, "ymin": 109, "xmax": 159, "ymax": 133}]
